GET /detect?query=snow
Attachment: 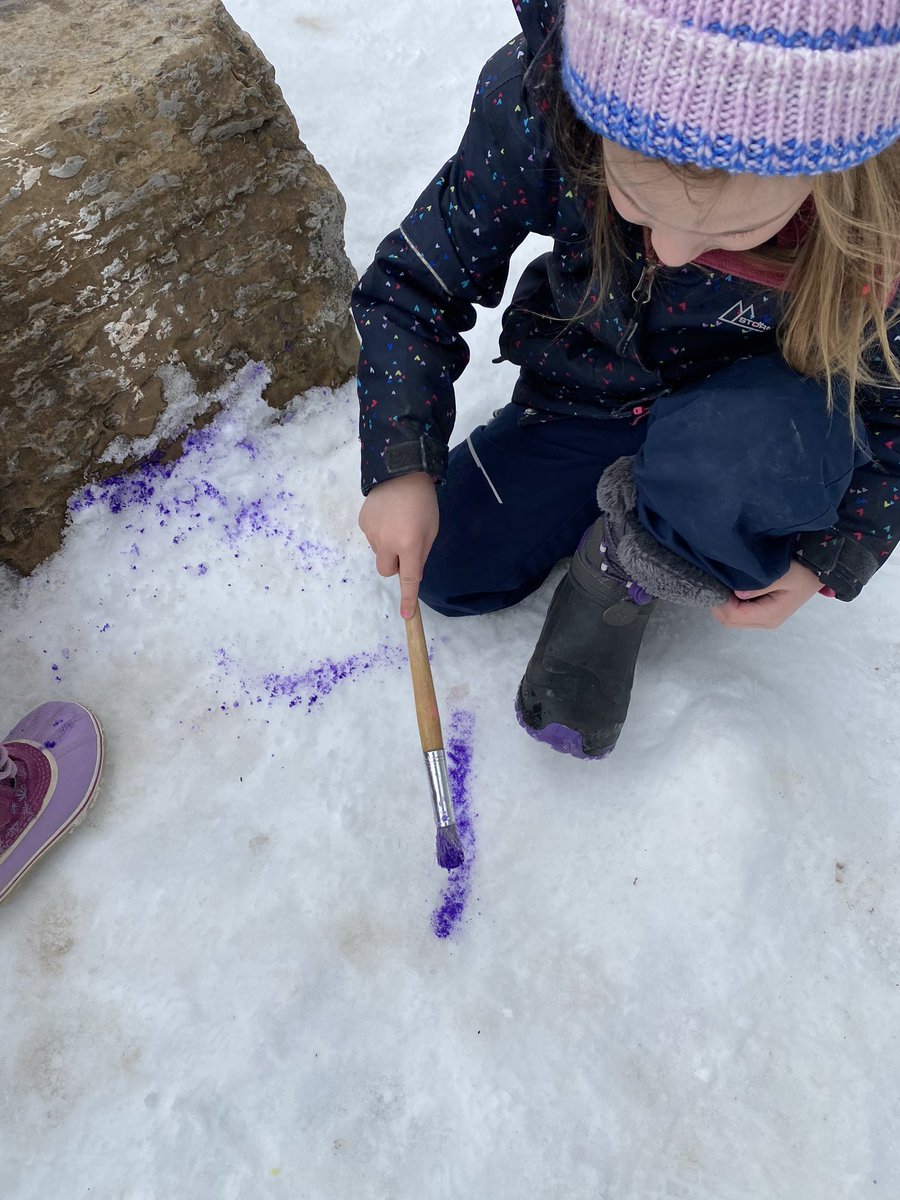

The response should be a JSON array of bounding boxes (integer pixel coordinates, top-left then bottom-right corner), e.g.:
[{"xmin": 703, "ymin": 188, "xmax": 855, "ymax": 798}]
[{"xmin": 3, "ymin": 3, "xmax": 900, "ymax": 1197}]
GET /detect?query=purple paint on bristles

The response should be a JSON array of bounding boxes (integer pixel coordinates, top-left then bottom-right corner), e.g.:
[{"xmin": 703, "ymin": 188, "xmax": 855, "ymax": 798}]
[
  {"xmin": 431, "ymin": 710, "xmax": 476, "ymax": 940},
  {"xmin": 436, "ymin": 826, "xmax": 464, "ymax": 870}
]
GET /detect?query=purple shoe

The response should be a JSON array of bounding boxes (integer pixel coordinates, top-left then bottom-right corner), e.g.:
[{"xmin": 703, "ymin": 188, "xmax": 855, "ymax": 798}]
[{"xmin": 0, "ymin": 702, "xmax": 103, "ymax": 903}]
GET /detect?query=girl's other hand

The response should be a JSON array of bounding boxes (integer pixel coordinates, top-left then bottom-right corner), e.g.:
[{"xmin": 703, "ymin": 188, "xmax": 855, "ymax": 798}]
[
  {"xmin": 711, "ymin": 560, "xmax": 824, "ymax": 630},
  {"xmin": 358, "ymin": 472, "xmax": 439, "ymax": 618}
]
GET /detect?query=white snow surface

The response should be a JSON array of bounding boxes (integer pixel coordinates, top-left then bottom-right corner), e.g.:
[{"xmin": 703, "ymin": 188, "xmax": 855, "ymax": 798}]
[{"xmin": 3, "ymin": 3, "xmax": 900, "ymax": 1197}]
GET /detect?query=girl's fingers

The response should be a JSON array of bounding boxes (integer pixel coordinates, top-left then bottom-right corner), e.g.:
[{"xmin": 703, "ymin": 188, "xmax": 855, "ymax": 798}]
[
  {"xmin": 398, "ymin": 572, "xmax": 421, "ymax": 620},
  {"xmin": 373, "ymin": 547, "xmax": 399, "ymax": 579},
  {"xmin": 372, "ymin": 545, "xmax": 424, "ymax": 617},
  {"xmin": 733, "ymin": 586, "xmax": 771, "ymax": 600},
  {"xmin": 714, "ymin": 591, "xmax": 798, "ymax": 629},
  {"xmin": 711, "ymin": 594, "xmax": 742, "ymax": 619}
]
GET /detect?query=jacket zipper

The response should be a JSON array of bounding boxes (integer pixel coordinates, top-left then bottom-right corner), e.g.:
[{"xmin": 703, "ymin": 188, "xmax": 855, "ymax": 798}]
[{"xmin": 616, "ymin": 256, "xmax": 659, "ymax": 358}]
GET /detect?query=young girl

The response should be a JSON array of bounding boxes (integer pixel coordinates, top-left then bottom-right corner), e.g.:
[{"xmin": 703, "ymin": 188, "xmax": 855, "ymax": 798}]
[{"xmin": 354, "ymin": 0, "xmax": 900, "ymax": 758}]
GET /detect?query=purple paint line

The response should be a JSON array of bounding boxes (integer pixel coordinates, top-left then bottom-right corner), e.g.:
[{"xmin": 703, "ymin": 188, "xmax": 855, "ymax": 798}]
[
  {"xmin": 213, "ymin": 643, "xmax": 408, "ymax": 712},
  {"xmin": 431, "ymin": 709, "xmax": 477, "ymax": 940}
]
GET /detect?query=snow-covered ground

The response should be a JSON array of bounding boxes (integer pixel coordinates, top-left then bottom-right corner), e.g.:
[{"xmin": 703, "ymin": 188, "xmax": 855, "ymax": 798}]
[{"xmin": 3, "ymin": 3, "xmax": 900, "ymax": 1198}]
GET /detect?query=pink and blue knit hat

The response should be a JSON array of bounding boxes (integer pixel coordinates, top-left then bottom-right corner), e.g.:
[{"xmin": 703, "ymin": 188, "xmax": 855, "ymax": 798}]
[{"xmin": 562, "ymin": 0, "xmax": 900, "ymax": 174}]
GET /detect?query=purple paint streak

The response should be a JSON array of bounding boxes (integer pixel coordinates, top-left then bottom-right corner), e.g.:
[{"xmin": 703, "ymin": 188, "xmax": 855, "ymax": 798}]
[
  {"xmin": 431, "ymin": 710, "xmax": 477, "ymax": 940},
  {"xmin": 213, "ymin": 644, "xmax": 408, "ymax": 712}
]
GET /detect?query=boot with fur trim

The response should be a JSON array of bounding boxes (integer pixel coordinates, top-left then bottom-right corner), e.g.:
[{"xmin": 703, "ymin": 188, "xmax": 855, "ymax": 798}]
[{"xmin": 515, "ymin": 457, "xmax": 729, "ymax": 760}]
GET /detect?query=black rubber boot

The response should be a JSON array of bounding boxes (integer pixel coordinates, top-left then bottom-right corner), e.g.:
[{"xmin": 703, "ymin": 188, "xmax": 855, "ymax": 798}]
[{"xmin": 515, "ymin": 518, "xmax": 657, "ymax": 759}]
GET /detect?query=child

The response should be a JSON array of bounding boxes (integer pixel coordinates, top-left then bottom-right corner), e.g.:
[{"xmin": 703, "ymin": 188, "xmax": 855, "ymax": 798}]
[
  {"xmin": 1, "ymin": 703, "xmax": 103, "ymax": 901},
  {"xmin": 354, "ymin": 0, "xmax": 900, "ymax": 758}
]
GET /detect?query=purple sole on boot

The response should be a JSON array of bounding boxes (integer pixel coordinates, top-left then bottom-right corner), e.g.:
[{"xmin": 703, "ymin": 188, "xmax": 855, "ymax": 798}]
[{"xmin": 514, "ymin": 696, "xmax": 614, "ymax": 761}]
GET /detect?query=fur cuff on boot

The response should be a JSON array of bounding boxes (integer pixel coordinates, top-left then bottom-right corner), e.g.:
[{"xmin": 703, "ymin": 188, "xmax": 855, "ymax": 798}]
[{"xmin": 596, "ymin": 457, "xmax": 731, "ymax": 608}]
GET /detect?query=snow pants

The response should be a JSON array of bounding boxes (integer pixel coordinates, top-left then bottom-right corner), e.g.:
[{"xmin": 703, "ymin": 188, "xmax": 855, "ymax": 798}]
[{"xmin": 419, "ymin": 358, "xmax": 868, "ymax": 617}]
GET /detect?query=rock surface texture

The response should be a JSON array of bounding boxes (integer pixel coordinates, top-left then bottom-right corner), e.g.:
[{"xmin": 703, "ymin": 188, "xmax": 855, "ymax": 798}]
[{"xmin": 0, "ymin": 0, "xmax": 358, "ymax": 573}]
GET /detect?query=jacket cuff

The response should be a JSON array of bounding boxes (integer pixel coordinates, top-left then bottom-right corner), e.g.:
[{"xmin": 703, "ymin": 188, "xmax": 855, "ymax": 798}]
[
  {"xmin": 794, "ymin": 530, "xmax": 879, "ymax": 601},
  {"xmin": 361, "ymin": 435, "xmax": 448, "ymax": 495}
]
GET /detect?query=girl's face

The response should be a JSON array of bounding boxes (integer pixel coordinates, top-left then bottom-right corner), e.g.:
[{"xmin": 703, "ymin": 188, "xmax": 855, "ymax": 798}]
[{"xmin": 602, "ymin": 139, "xmax": 811, "ymax": 267}]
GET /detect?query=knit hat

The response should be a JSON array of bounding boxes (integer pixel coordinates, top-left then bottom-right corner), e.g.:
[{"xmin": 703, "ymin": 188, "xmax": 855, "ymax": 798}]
[{"xmin": 561, "ymin": 1, "xmax": 900, "ymax": 175}]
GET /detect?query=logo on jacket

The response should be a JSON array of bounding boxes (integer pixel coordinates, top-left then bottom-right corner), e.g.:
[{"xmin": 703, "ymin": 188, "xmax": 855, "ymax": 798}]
[{"xmin": 717, "ymin": 301, "xmax": 771, "ymax": 332}]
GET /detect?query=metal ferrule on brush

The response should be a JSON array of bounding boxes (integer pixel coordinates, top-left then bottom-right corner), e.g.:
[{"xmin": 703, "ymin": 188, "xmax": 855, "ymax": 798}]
[{"xmin": 423, "ymin": 749, "xmax": 456, "ymax": 829}]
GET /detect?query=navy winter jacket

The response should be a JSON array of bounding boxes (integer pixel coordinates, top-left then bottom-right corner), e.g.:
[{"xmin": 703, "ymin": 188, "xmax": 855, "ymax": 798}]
[{"xmin": 352, "ymin": 0, "xmax": 900, "ymax": 600}]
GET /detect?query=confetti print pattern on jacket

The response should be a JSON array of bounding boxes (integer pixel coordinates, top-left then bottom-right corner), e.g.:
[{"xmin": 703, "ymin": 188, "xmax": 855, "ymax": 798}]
[{"xmin": 352, "ymin": 0, "xmax": 900, "ymax": 596}]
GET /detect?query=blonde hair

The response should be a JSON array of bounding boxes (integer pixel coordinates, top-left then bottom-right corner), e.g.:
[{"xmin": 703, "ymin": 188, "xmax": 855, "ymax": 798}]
[{"xmin": 534, "ymin": 41, "xmax": 900, "ymax": 417}]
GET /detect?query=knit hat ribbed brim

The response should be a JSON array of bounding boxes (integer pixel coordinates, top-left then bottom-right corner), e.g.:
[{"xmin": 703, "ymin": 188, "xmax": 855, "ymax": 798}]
[{"xmin": 562, "ymin": 0, "xmax": 900, "ymax": 175}]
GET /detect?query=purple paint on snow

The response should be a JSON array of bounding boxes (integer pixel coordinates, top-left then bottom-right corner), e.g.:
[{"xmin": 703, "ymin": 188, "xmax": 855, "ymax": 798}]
[
  {"xmin": 213, "ymin": 644, "xmax": 408, "ymax": 712},
  {"xmin": 431, "ymin": 710, "xmax": 477, "ymax": 940},
  {"xmin": 229, "ymin": 499, "xmax": 270, "ymax": 536},
  {"xmin": 67, "ymin": 422, "xmax": 338, "ymax": 573},
  {"xmin": 215, "ymin": 647, "xmax": 238, "ymax": 672},
  {"xmin": 70, "ymin": 465, "xmax": 226, "ymax": 522},
  {"xmin": 70, "ymin": 460, "xmax": 174, "ymax": 514},
  {"xmin": 263, "ymin": 645, "xmax": 408, "ymax": 711},
  {"xmin": 182, "ymin": 425, "xmax": 219, "ymax": 454},
  {"xmin": 219, "ymin": 499, "xmax": 338, "ymax": 571}
]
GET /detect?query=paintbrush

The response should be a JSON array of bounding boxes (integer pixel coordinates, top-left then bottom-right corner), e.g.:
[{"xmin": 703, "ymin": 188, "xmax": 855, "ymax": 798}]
[{"xmin": 404, "ymin": 603, "xmax": 465, "ymax": 871}]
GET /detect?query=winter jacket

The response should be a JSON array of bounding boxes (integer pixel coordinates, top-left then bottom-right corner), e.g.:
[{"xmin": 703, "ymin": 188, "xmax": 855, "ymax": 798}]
[{"xmin": 352, "ymin": 0, "xmax": 900, "ymax": 601}]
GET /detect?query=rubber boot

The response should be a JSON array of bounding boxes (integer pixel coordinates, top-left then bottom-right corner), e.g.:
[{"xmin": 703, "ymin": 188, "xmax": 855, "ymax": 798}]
[{"xmin": 515, "ymin": 517, "xmax": 656, "ymax": 759}]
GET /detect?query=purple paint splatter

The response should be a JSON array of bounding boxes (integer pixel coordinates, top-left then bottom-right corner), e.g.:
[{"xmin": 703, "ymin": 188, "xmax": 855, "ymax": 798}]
[
  {"xmin": 66, "ymin": 412, "xmax": 344, "ymax": 575},
  {"xmin": 213, "ymin": 644, "xmax": 408, "ymax": 712},
  {"xmin": 70, "ymin": 460, "xmax": 174, "ymax": 515},
  {"xmin": 72, "ymin": 459, "xmax": 336, "ymax": 572},
  {"xmin": 71, "ymin": 466, "xmax": 226, "ymax": 525},
  {"xmin": 431, "ymin": 710, "xmax": 477, "ymax": 940}
]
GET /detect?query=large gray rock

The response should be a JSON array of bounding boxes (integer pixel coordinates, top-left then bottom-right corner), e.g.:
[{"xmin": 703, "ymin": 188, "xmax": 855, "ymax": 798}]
[{"xmin": 0, "ymin": 0, "xmax": 358, "ymax": 573}]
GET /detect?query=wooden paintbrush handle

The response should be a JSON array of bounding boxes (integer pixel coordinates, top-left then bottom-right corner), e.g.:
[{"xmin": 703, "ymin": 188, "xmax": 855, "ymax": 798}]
[{"xmin": 404, "ymin": 604, "xmax": 444, "ymax": 753}]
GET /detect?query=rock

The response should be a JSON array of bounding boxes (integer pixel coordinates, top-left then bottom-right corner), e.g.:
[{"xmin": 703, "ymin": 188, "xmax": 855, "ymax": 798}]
[{"xmin": 0, "ymin": 0, "xmax": 359, "ymax": 574}]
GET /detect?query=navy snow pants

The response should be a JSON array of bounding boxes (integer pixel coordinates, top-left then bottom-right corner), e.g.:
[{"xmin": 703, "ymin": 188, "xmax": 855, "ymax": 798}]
[{"xmin": 420, "ymin": 359, "xmax": 868, "ymax": 617}]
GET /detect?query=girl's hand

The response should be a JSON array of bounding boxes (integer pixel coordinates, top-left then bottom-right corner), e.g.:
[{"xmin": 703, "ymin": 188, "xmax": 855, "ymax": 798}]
[
  {"xmin": 358, "ymin": 472, "xmax": 439, "ymax": 618},
  {"xmin": 711, "ymin": 560, "xmax": 824, "ymax": 630}
]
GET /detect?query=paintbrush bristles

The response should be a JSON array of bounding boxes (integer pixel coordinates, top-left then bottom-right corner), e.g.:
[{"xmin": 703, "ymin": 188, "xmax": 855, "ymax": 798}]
[{"xmin": 436, "ymin": 823, "xmax": 465, "ymax": 871}]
